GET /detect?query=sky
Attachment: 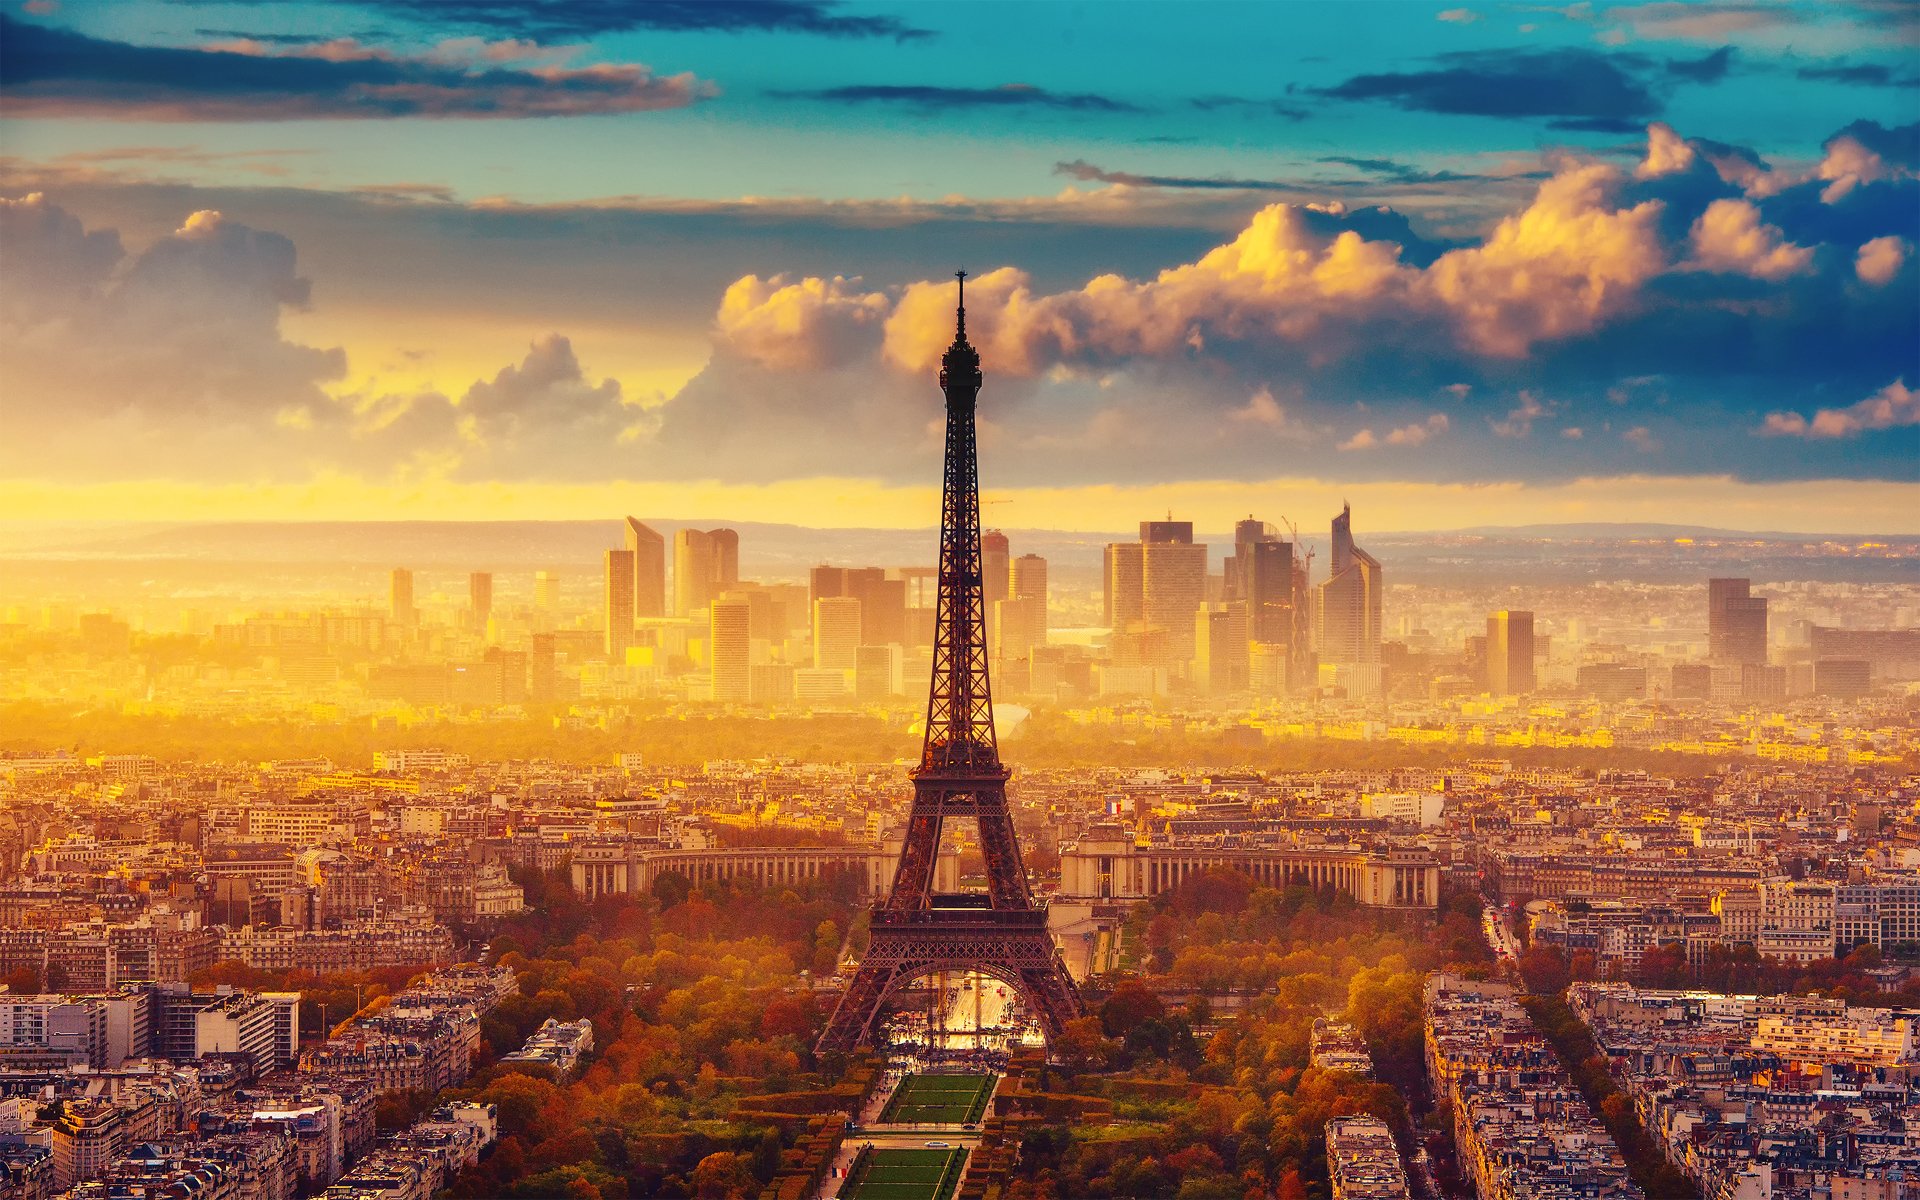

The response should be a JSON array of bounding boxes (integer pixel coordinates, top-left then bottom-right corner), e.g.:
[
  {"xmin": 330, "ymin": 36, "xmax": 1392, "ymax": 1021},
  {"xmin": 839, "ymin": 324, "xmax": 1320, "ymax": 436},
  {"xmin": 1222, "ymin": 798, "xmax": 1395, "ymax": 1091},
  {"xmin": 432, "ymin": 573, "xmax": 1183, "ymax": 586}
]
[{"xmin": 1, "ymin": 0, "xmax": 1916, "ymax": 534}]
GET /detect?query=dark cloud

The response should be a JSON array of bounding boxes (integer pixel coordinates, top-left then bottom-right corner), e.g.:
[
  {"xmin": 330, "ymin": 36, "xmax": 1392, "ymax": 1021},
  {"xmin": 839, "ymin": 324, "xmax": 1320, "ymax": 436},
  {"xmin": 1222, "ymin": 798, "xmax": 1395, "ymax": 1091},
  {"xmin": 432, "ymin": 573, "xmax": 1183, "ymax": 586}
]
[
  {"xmin": 1548, "ymin": 117, "xmax": 1650, "ymax": 134},
  {"xmin": 1315, "ymin": 155, "xmax": 1488, "ymax": 184},
  {"xmin": 1320, "ymin": 48, "xmax": 1662, "ymax": 120},
  {"xmin": 0, "ymin": 15, "xmax": 713, "ymax": 120},
  {"xmin": 1188, "ymin": 96, "xmax": 1312, "ymax": 120},
  {"xmin": 352, "ymin": 0, "xmax": 933, "ymax": 43},
  {"xmin": 1832, "ymin": 119, "xmax": 1920, "ymax": 169},
  {"xmin": 1056, "ymin": 157, "xmax": 1500, "ymax": 196},
  {"xmin": 1796, "ymin": 61, "xmax": 1920, "ymax": 88},
  {"xmin": 1054, "ymin": 160, "xmax": 1305, "ymax": 192},
  {"xmin": 1666, "ymin": 46, "xmax": 1735, "ymax": 83},
  {"xmin": 773, "ymin": 83, "xmax": 1141, "ymax": 113}
]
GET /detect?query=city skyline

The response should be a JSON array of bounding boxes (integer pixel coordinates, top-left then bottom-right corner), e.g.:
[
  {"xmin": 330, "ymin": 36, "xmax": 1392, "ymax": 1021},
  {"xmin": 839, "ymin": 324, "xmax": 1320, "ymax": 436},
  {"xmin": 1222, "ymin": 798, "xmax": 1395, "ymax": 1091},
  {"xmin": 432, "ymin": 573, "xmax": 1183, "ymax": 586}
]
[{"xmin": 3, "ymin": 2, "xmax": 1917, "ymax": 533}]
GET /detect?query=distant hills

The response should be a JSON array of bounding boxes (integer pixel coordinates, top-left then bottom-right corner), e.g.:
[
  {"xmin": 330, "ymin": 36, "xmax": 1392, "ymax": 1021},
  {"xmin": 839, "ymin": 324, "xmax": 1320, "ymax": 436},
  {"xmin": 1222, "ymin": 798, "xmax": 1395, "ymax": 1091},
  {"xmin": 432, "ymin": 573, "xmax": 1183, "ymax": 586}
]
[{"xmin": 0, "ymin": 519, "xmax": 1909, "ymax": 586}]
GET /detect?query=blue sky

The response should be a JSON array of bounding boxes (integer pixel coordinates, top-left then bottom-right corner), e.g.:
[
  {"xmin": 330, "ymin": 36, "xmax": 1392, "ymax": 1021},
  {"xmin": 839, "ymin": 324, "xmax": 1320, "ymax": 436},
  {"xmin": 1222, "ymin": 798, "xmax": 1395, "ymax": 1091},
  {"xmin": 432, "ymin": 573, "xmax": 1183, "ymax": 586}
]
[{"xmin": 1, "ymin": 0, "xmax": 1916, "ymax": 530}]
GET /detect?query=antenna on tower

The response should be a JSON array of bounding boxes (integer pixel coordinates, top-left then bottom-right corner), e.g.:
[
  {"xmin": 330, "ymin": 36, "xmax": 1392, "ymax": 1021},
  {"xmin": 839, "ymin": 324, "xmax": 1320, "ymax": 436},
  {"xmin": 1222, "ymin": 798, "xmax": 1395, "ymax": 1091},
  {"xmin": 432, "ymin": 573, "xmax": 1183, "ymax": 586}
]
[{"xmin": 955, "ymin": 269, "xmax": 967, "ymax": 339}]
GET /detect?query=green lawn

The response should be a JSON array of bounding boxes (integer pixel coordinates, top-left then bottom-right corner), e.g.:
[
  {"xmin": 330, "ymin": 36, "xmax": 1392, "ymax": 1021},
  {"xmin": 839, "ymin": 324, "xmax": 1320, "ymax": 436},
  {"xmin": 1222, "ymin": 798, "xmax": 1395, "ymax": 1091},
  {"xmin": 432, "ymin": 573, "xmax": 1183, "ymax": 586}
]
[
  {"xmin": 841, "ymin": 1148, "xmax": 967, "ymax": 1200},
  {"xmin": 877, "ymin": 1072, "xmax": 994, "ymax": 1125}
]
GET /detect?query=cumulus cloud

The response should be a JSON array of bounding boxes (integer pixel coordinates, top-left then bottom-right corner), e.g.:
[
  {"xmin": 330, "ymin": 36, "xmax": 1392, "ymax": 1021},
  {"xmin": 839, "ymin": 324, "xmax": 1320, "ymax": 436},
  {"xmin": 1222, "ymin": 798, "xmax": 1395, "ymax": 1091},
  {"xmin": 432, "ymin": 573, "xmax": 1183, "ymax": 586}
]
[
  {"xmin": 11, "ymin": 117, "xmax": 1916, "ymax": 492},
  {"xmin": 0, "ymin": 15, "xmax": 714, "ymax": 120},
  {"xmin": 0, "ymin": 196, "xmax": 343, "ymax": 428},
  {"xmin": 715, "ymin": 274, "xmax": 889, "ymax": 369},
  {"xmin": 1341, "ymin": 413, "xmax": 1447, "ymax": 450},
  {"xmin": 1427, "ymin": 164, "xmax": 1665, "ymax": 355},
  {"xmin": 1491, "ymin": 391, "xmax": 1551, "ymax": 438},
  {"xmin": 1688, "ymin": 198, "xmax": 1814, "ymax": 279},
  {"xmin": 1760, "ymin": 378, "xmax": 1919, "ymax": 438},
  {"xmin": 1856, "ymin": 235, "xmax": 1909, "ymax": 284}
]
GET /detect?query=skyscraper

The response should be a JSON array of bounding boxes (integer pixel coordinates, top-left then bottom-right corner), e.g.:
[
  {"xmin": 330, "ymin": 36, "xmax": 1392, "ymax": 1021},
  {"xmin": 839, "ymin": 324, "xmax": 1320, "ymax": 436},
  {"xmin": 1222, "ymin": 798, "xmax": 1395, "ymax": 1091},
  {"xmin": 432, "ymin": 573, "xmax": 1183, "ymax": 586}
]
[
  {"xmin": 709, "ymin": 599, "xmax": 750, "ymax": 703},
  {"xmin": 604, "ymin": 549, "xmax": 635, "ymax": 658},
  {"xmin": 1011, "ymin": 553, "xmax": 1048, "ymax": 640},
  {"xmin": 1317, "ymin": 505, "xmax": 1382, "ymax": 665},
  {"xmin": 468, "ymin": 572, "xmax": 492, "ymax": 636},
  {"xmin": 625, "ymin": 517, "xmax": 667, "ymax": 619},
  {"xmin": 533, "ymin": 570, "xmax": 559, "ymax": 612},
  {"xmin": 982, "ymin": 530, "xmax": 1011, "ymax": 607},
  {"xmin": 389, "ymin": 568, "xmax": 415, "ymax": 628},
  {"xmin": 1195, "ymin": 603, "xmax": 1250, "ymax": 694},
  {"xmin": 1103, "ymin": 542, "xmax": 1143, "ymax": 629},
  {"xmin": 812, "ymin": 596, "xmax": 862, "ymax": 672},
  {"xmin": 1487, "ymin": 610, "xmax": 1535, "ymax": 695},
  {"xmin": 812, "ymin": 566, "xmax": 907, "ymax": 647},
  {"xmin": 1708, "ymin": 577, "xmax": 1768, "ymax": 665},
  {"xmin": 1141, "ymin": 520, "xmax": 1207, "ymax": 662},
  {"xmin": 675, "ymin": 528, "xmax": 739, "ymax": 616},
  {"xmin": 1103, "ymin": 522, "xmax": 1205, "ymax": 665}
]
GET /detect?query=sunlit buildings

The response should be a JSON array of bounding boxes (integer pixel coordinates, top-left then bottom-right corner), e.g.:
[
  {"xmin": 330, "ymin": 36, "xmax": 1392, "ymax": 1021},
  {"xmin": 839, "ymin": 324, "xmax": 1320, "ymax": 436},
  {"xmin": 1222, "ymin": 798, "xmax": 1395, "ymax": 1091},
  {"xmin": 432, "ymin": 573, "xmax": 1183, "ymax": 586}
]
[
  {"xmin": 1106, "ymin": 519, "xmax": 1207, "ymax": 668},
  {"xmin": 674, "ymin": 528, "xmax": 739, "ymax": 616},
  {"xmin": 982, "ymin": 529, "xmax": 1011, "ymax": 607},
  {"xmin": 1318, "ymin": 505, "xmax": 1381, "ymax": 668},
  {"xmin": 389, "ymin": 568, "xmax": 415, "ymax": 629},
  {"xmin": 625, "ymin": 517, "xmax": 667, "ymax": 619},
  {"xmin": 1487, "ymin": 610, "xmax": 1535, "ymax": 695},
  {"xmin": 1708, "ymin": 577, "xmax": 1768, "ymax": 666},
  {"xmin": 1226, "ymin": 518, "xmax": 1306, "ymax": 690},
  {"xmin": 467, "ymin": 572, "xmax": 491, "ymax": 636},
  {"xmin": 811, "ymin": 595, "xmax": 861, "ymax": 673},
  {"xmin": 708, "ymin": 599, "xmax": 750, "ymax": 703},
  {"xmin": 603, "ymin": 548, "xmax": 634, "ymax": 658},
  {"xmin": 1325, "ymin": 1116, "xmax": 1408, "ymax": 1200}
]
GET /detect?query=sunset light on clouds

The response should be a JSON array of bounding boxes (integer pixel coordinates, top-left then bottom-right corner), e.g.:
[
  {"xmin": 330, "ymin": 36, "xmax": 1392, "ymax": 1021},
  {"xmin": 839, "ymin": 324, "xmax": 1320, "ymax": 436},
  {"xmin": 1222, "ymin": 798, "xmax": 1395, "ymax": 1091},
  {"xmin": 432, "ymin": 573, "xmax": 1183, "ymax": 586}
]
[{"xmin": 1, "ymin": 0, "xmax": 1916, "ymax": 531}]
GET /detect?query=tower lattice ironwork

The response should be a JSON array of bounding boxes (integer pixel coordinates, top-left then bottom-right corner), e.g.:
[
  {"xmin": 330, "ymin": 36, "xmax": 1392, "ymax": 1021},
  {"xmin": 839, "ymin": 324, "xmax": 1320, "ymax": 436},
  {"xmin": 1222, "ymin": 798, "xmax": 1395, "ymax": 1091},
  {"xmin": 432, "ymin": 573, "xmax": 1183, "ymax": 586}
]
[{"xmin": 816, "ymin": 272, "xmax": 1084, "ymax": 1055}]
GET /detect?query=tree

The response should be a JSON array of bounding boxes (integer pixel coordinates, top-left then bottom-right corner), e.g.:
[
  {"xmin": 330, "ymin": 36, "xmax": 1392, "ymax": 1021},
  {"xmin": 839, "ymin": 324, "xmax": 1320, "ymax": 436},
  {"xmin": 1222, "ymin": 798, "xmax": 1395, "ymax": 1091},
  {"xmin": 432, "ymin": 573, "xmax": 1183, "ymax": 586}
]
[
  {"xmin": 691, "ymin": 1151, "xmax": 753, "ymax": 1199},
  {"xmin": 1100, "ymin": 980, "xmax": 1166, "ymax": 1038},
  {"xmin": 651, "ymin": 870, "xmax": 691, "ymax": 912},
  {"xmin": 1056, "ymin": 1016, "xmax": 1115, "ymax": 1073}
]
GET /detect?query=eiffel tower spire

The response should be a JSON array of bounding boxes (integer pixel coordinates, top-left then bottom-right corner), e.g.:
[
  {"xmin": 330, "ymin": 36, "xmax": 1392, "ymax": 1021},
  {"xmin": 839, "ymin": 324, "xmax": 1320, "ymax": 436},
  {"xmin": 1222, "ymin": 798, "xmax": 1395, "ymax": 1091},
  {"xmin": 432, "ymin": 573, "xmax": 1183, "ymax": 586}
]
[{"xmin": 923, "ymin": 269, "xmax": 997, "ymax": 776}]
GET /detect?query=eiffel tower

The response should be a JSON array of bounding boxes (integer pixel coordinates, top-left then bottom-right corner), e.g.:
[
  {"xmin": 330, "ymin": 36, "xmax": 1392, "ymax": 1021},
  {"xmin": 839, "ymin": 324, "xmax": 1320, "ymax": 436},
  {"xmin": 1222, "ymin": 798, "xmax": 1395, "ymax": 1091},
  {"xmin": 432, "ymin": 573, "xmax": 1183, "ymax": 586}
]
[{"xmin": 816, "ymin": 273, "xmax": 1084, "ymax": 1055}]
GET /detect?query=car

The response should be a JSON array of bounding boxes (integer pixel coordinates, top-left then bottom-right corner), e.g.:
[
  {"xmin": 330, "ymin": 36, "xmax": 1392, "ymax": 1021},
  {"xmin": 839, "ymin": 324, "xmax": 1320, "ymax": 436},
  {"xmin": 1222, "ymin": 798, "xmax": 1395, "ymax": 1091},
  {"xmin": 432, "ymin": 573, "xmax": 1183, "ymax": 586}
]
[
  {"xmin": 962, "ymin": 1123, "xmax": 977, "ymax": 1130},
  {"xmin": 924, "ymin": 1141, "xmax": 950, "ymax": 1148}
]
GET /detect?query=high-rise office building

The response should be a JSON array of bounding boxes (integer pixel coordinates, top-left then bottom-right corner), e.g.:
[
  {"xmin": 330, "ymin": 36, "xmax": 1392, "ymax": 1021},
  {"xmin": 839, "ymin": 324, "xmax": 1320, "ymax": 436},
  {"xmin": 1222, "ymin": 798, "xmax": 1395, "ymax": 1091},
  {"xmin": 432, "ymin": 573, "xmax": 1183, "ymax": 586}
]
[
  {"xmin": 468, "ymin": 572, "xmax": 492, "ymax": 635},
  {"xmin": 530, "ymin": 633, "xmax": 557, "ymax": 702},
  {"xmin": 982, "ymin": 530, "xmax": 1011, "ymax": 607},
  {"xmin": 1195, "ymin": 603, "xmax": 1250, "ymax": 694},
  {"xmin": 1486, "ymin": 610, "xmax": 1535, "ymax": 695},
  {"xmin": 1317, "ymin": 505, "xmax": 1381, "ymax": 665},
  {"xmin": 604, "ymin": 549, "xmax": 635, "ymax": 658},
  {"xmin": 1104, "ymin": 521, "xmax": 1206, "ymax": 664},
  {"xmin": 812, "ymin": 596, "xmax": 862, "ymax": 672},
  {"xmin": 709, "ymin": 599, "xmax": 751, "ymax": 703},
  {"xmin": 812, "ymin": 566, "xmax": 907, "ymax": 647},
  {"xmin": 1223, "ymin": 517, "xmax": 1308, "ymax": 690},
  {"xmin": 625, "ymin": 517, "xmax": 667, "ymax": 619},
  {"xmin": 1011, "ymin": 553, "xmax": 1048, "ymax": 640},
  {"xmin": 533, "ymin": 570, "xmax": 559, "ymax": 612},
  {"xmin": 1708, "ymin": 577, "xmax": 1768, "ymax": 665},
  {"xmin": 1141, "ymin": 521, "xmax": 1207, "ymax": 662},
  {"xmin": 675, "ymin": 528, "xmax": 739, "ymax": 616},
  {"xmin": 389, "ymin": 568, "xmax": 415, "ymax": 628},
  {"xmin": 855, "ymin": 644, "xmax": 902, "ymax": 701},
  {"xmin": 993, "ymin": 597, "xmax": 1045, "ymax": 663},
  {"xmin": 1104, "ymin": 542, "xmax": 1144, "ymax": 629}
]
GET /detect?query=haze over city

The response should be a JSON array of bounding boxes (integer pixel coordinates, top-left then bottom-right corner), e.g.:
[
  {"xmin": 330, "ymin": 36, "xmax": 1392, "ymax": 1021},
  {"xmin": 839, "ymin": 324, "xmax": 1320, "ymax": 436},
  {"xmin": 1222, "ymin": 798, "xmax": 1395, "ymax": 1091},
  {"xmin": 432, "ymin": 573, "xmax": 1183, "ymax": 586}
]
[{"xmin": 2, "ymin": 4, "xmax": 1919, "ymax": 1200}]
